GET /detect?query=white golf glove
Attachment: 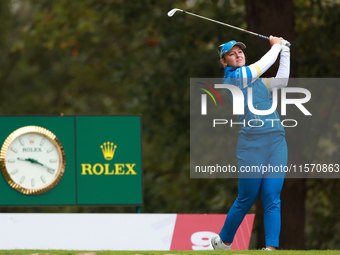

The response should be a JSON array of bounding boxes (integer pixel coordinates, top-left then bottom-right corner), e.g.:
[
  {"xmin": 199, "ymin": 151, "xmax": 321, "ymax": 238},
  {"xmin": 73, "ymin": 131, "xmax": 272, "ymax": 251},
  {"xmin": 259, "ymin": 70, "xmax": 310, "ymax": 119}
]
[{"xmin": 281, "ymin": 39, "xmax": 290, "ymax": 53}]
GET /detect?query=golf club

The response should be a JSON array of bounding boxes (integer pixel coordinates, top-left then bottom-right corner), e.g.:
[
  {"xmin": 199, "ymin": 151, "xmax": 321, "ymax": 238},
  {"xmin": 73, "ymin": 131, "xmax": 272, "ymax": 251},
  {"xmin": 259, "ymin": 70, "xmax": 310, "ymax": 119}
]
[{"xmin": 167, "ymin": 8, "xmax": 291, "ymax": 47}]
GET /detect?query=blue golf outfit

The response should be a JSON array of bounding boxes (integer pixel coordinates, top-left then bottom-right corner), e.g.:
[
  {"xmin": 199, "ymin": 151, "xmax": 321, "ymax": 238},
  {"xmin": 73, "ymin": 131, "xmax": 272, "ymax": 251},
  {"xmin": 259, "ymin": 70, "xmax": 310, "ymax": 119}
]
[{"xmin": 218, "ymin": 41, "xmax": 290, "ymax": 248}]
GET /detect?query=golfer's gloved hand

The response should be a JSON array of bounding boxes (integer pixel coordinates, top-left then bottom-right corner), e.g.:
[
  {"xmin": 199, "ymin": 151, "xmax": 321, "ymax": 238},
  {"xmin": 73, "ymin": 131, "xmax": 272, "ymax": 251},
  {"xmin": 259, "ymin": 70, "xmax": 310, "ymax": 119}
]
[{"xmin": 281, "ymin": 39, "xmax": 290, "ymax": 53}]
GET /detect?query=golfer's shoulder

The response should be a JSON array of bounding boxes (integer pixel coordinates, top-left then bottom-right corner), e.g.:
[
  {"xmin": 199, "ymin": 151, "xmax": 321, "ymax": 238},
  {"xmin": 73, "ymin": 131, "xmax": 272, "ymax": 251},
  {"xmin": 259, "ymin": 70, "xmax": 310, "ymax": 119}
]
[{"xmin": 225, "ymin": 66, "xmax": 251, "ymax": 80}]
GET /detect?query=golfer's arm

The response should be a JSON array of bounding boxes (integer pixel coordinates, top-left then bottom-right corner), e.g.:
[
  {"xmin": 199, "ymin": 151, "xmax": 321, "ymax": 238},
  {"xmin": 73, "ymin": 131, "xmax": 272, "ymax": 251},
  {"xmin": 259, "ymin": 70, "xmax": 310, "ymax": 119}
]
[
  {"xmin": 262, "ymin": 51, "xmax": 290, "ymax": 90},
  {"xmin": 275, "ymin": 51, "xmax": 290, "ymax": 78},
  {"xmin": 247, "ymin": 44, "xmax": 282, "ymax": 81}
]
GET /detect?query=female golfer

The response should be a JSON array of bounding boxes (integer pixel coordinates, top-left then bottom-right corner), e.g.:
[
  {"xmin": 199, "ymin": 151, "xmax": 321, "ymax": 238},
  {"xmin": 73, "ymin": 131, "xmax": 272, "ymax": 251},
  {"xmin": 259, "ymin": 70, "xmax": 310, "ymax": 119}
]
[{"xmin": 211, "ymin": 36, "xmax": 290, "ymax": 251}]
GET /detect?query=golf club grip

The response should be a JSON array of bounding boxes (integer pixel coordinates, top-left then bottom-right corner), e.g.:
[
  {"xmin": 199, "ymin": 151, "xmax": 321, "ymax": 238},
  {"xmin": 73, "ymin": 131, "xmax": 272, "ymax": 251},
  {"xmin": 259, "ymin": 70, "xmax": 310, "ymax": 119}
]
[
  {"xmin": 257, "ymin": 34, "xmax": 292, "ymax": 47},
  {"xmin": 257, "ymin": 34, "xmax": 269, "ymax": 40}
]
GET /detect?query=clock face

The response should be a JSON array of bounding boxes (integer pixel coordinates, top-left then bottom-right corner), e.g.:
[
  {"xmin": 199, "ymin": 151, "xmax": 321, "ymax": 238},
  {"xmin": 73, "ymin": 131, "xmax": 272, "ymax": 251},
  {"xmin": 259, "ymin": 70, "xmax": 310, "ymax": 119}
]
[{"xmin": 0, "ymin": 126, "xmax": 66, "ymax": 195}]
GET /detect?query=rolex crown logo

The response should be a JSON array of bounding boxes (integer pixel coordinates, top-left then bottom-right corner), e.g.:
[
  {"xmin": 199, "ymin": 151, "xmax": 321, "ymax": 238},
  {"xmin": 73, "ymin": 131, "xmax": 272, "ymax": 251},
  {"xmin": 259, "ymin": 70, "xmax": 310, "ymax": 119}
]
[
  {"xmin": 100, "ymin": 141, "xmax": 117, "ymax": 160},
  {"xmin": 28, "ymin": 135, "xmax": 36, "ymax": 144}
]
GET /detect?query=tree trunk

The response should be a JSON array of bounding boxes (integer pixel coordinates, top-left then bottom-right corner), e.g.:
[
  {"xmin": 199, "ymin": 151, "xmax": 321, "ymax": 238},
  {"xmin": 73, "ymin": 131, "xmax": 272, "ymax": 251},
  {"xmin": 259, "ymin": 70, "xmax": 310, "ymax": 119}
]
[
  {"xmin": 245, "ymin": 0, "xmax": 296, "ymax": 77},
  {"xmin": 245, "ymin": 0, "xmax": 306, "ymax": 249}
]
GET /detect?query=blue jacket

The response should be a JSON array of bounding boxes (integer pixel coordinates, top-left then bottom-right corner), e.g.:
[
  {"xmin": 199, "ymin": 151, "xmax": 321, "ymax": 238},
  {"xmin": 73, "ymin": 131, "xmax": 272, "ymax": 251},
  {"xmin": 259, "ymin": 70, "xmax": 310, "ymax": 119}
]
[{"xmin": 223, "ymin": 66, "xmax": 285, "ymax": 135}]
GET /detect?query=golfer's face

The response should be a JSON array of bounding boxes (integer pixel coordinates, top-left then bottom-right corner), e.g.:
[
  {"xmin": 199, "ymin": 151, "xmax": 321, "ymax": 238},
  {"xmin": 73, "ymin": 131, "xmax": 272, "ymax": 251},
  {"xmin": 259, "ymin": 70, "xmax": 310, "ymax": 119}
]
[{"xmin": 223, "ymin": 46, "xmax": 245, "ymax": 68}]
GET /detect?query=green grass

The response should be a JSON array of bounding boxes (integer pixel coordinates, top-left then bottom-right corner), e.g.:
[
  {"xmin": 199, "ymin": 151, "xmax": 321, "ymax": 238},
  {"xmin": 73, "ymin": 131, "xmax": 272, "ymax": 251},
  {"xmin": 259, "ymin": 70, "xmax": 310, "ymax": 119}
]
[{"xmin": 0, "ymin": 250, "xmax": 340, "ymax": 255}]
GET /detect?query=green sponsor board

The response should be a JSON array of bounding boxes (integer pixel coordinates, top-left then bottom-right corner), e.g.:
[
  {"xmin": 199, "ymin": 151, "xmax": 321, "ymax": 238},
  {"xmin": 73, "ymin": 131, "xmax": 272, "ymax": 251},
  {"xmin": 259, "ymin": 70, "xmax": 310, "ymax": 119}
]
[
  {"xmin": 75, "ymin": 116, "xmax": 143, "ymax": 205},
  {"xmin": 0, "ymin": 116, "xmax": 142, "ymax": 206},
  {"xmin": 0, "ymin": 116, "xmax": 76, "ymax": 205}
]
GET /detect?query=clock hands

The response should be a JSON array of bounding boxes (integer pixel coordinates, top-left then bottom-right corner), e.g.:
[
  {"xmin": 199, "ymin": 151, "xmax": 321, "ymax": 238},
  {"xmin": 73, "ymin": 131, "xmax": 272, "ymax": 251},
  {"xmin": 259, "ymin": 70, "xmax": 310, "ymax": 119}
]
[
  {"xmin": 18, "ymin": 157, "xmax": 42, "ymax": 165},
  {"xmin": 17, "ymin": 157, "xmax": 55, "ymax": 173}
]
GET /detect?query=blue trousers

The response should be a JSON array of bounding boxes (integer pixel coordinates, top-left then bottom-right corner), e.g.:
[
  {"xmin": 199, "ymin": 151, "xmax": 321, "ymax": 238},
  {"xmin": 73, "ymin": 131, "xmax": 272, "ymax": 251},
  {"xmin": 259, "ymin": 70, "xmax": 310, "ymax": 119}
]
[{"xmin": 219, "ymin": 132, "xmax": 287, "ymax": 248}]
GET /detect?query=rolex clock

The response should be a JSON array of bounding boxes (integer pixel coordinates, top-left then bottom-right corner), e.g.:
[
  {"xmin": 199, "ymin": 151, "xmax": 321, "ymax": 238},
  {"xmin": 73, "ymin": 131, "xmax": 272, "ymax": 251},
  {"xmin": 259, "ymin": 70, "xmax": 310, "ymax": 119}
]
[{"xmin": 0, "ymin": 126, "xmax": 66, "ymax": 195}]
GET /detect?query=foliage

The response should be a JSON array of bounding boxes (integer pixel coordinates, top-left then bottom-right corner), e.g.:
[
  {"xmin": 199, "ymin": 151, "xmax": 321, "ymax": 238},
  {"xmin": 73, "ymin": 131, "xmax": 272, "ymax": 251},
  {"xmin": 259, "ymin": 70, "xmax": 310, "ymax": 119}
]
[
  {"xmin": 294, "ymin": 0, "xmax": 340, "ymax": 249},
  {"xmin": 0, "ymin": 0, "xmax": 244, "ymax": 215}
]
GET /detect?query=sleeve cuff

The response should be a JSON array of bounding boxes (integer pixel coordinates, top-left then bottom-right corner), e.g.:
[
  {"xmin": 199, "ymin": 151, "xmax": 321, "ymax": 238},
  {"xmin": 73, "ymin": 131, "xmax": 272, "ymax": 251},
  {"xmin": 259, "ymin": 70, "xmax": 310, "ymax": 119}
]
[
  {"xmin": 280, "ymin": 51, "xmax": 290, "ymax": 56},
  {"xmin": 272, "ymin": 43, "xmax": 282, "ymax": 52}
]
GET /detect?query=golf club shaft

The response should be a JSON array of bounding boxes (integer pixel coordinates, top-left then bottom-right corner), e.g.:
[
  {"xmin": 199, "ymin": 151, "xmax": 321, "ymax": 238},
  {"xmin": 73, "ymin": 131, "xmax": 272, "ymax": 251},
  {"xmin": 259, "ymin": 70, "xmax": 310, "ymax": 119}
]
[{"xmin": 174, "ymin": 9, "xmax": 269, "ymax": 40}]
